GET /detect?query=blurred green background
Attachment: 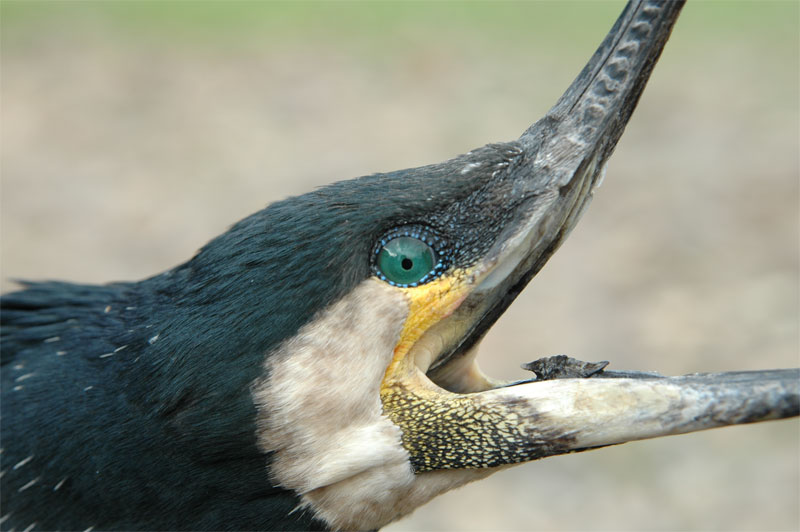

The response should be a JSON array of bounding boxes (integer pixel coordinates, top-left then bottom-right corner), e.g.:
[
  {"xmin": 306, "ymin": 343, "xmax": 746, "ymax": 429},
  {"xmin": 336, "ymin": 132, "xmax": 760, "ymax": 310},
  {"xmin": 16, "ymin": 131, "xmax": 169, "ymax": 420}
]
[{"xmin": 2, "ymin": 1, "xmax": 798, "ymax": 530}]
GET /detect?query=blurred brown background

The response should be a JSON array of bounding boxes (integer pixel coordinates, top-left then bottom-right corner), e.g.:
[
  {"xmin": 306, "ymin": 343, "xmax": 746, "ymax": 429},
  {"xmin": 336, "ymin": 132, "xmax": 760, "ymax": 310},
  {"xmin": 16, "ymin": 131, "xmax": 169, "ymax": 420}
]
[{"xmin": 2, "ymin": 1, "xmax": 798, "ymax": 530}]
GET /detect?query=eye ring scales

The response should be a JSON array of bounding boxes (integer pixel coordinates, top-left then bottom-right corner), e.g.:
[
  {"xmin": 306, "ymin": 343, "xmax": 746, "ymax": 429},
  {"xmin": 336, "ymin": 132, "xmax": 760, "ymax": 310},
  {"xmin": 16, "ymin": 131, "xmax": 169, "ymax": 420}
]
[{"xmin": 372, "ymin": 226, "xmax": 451, "ymax": 287}]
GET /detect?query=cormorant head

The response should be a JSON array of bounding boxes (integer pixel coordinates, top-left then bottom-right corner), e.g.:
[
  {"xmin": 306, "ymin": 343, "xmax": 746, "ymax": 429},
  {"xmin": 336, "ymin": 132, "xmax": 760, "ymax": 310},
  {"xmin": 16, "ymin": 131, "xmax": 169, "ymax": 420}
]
[{"xmin": 147, "ymin": 2, "xmax": 790, "ymax": 529}]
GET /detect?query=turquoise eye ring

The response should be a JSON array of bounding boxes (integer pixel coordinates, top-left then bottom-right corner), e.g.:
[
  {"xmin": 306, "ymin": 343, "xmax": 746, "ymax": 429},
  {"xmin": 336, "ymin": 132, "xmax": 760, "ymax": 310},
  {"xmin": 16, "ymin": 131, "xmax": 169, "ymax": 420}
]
[{"xmin": 372, "ymin": 226, "xmax": 451, "ymax": 287}]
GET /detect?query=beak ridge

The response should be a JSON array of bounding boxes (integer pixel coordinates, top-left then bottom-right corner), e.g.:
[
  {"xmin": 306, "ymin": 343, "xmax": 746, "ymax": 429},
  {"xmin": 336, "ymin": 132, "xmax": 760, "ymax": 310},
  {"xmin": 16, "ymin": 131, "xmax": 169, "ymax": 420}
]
[{"xmin": 521, "ymin": 0, "xmax": 686, "ymax": 187}]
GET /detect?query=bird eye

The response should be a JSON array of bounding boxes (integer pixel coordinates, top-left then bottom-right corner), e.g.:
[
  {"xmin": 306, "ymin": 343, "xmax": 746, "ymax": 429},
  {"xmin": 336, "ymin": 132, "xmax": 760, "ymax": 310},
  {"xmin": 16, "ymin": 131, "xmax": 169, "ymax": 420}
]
[
  {"xmin": 372, "ymin": 226, "xmax": 450, "ymax": 287},
  {"xmin": 377, "ymin": 237, "xmax": 436, "ymax": 286}
]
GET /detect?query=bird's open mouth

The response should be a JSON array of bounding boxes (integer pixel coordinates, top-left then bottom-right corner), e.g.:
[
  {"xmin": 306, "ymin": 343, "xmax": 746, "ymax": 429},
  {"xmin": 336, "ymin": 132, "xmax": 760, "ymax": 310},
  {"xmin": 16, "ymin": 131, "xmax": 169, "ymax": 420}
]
[
  {"xmin": 377, "ymin": 0, "xmax": 799, "ymax": 474},
  {"xmin": 376, "ymin": 148, "xmax": 649, "ymax": 473}
]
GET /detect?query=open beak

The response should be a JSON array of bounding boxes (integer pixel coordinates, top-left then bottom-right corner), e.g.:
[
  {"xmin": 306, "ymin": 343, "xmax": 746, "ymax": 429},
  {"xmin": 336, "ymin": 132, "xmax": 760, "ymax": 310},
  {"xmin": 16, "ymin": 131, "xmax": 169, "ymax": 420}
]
[{"xmin": 380, "ymin": 0, "xmax": 799, "ymax": 473}]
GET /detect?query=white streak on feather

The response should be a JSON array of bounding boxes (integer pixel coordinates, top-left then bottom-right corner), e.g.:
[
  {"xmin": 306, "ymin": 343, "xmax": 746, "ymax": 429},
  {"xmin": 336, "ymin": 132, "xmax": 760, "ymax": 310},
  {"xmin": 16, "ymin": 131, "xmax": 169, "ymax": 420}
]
[
  {"xmin": 13, "ymin": 456, "xmax": 33, "ymax": 470},
  {"xmin": 18, "ymin": 477, "xmax": 39, "ymax": 492}
]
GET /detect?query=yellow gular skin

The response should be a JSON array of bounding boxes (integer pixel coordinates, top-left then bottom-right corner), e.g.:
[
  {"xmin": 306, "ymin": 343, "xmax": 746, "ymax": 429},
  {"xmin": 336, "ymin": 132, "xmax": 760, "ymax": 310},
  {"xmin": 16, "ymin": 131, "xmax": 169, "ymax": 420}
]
[
  {"xmin": 379, "ymin": 266, "xmax": 538, "ymax": 472},
  {"xmin": 381, "ymin": 268, "xmax": 475, "ymax": 386}
]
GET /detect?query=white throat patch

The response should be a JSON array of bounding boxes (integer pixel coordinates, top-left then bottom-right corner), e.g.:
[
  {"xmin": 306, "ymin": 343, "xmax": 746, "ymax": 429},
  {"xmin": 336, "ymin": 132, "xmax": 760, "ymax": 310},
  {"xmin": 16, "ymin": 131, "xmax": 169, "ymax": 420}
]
[{"xmin": 251, "ymin": 279, "xmax": 495, "ymax": 530}]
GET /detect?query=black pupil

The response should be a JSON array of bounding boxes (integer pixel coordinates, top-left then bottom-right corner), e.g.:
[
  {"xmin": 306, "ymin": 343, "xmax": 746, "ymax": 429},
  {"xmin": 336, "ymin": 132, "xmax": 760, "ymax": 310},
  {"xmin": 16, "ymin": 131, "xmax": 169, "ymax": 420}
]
[{"xmin": 401, "ymin": 258, "xmax": 413, "ymax": 270}]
